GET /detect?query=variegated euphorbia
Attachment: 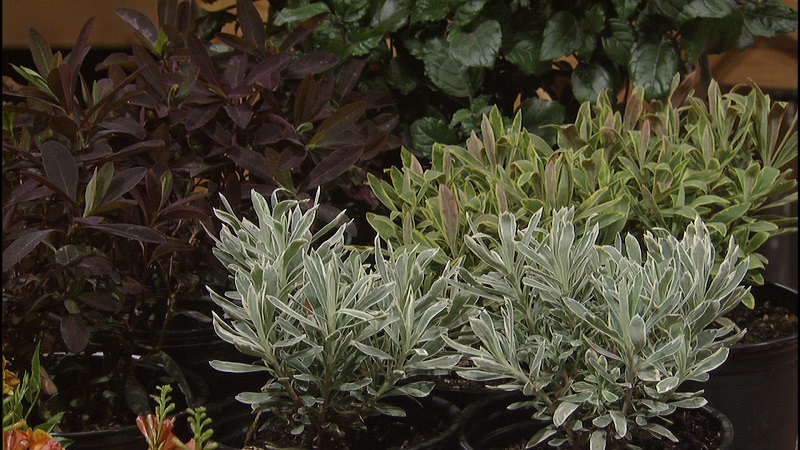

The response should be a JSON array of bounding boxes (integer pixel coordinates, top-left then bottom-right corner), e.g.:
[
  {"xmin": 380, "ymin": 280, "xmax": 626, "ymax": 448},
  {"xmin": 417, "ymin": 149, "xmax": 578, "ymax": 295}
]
[
  {"xmin": 446, "ymin": 208, "xmax": 749, "ymax": 449},
  {"xmin": 206, "ymin": 189, "xmax": 476, "ymax": 449}
]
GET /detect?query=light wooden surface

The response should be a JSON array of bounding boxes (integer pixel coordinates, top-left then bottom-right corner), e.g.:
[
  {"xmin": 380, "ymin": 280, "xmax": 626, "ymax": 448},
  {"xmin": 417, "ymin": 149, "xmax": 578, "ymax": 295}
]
[{"xmin": 1, "ymin": 0, "xmax": 269, "ymax": 48}]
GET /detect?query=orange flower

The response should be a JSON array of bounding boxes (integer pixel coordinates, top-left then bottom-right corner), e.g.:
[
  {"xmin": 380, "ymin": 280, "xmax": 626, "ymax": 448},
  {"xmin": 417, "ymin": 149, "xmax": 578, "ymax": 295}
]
[
  {"xmin": 3, "ymin": 356, "xmax": 20, "ymax": 396},
  {"xmin": 136, "ymin": 414, "xmax": 179, "ymax": 450},
  {"xmin": 3, "ymin": 429, "xmax": 62, "ymax": 450}
]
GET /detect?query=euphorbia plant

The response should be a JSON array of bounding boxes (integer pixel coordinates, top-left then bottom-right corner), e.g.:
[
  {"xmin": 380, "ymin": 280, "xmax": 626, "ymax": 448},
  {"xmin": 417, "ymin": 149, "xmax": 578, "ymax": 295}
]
[
  {"xmin": 205, "ymin": 189, "xmax": 476, "ymax": 449},
  {"xmin": 447, "ymin": 208, "xmax": 750, "ymax": 449},
  {"xmin": 368, "ymin": 72, "xmax": 797, "ymax": 293}
]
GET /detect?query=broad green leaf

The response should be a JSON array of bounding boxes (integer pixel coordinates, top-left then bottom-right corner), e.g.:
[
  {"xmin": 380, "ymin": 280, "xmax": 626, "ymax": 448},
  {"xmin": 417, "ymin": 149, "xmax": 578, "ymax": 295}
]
[
  {"xmin": 447, "ymin": 20, "xmax": 501, "ymax": 68},
  {"xmin": 410, "ymin": 116, "xmax": 460, "ymax": 158},
  {"xmin": 505, "ymin": 34, "xmax": 546, "ymax": 76},
  {"xmin": 422, "ymin": 38, "xmax": 484, "ymax": 98},
  {"xmin": 274, "ymin": 4, "xmax": 331, "ymax": 26},
  {"xmin": 571, "ymin": 63, "xmax": 619, "ymax": 104},
  {"xmin": 628, "ymin": 37, "xmax": 679, "ymax": 100},
  {"xmin": 541, "ymin": 11, "xmax": 595, "ymax": 60}
]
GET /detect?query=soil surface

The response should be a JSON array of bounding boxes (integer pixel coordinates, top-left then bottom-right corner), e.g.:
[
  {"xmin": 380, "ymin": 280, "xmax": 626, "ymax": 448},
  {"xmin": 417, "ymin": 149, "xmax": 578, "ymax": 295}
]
[
  {"xmin": 242, "ymin": 403, "xmax": 449, "ymax": 450},
  {"xmin": 725, "ymin": 298, "xmax": 797, "ymax": 344},
  {"xmin": 484, "ymin": 408, "xmax": 726, "ymax": 450}
]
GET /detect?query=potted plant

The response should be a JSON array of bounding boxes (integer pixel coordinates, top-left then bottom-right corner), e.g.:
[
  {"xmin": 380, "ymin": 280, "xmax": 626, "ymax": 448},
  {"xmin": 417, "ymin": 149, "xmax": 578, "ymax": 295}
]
[
  {"xmin": 447, "ymin": 208, "xmax": 748, "ymax": 449},
  {"xmin": 265, "ymin": 0, "xmax": 797, "ymax": 156},
  {"xmin": 3, "ymin": 345, "xmax": 66, "ymax": 450},
  {"xmin": 203, "ymin": 188, "xmax": 476, "ymax": 449},
  {"xmin": 2, "ymin": 0, "xmax": 402, "ymax": 443},
  {"xmin": 366, "ymin": 72, "xmax": 797, "ymax": 448},
  {"xmin": 2, "ymin": 17, "xmax": 221, "ymax": 447}
]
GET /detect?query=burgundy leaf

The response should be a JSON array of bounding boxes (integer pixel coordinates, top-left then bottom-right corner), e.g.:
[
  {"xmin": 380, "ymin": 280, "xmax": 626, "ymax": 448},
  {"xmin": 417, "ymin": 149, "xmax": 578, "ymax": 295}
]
[
  {"xmin": 85, "ymin": 223, "xmax": 166, "ymax": 244},
  {"xmin": 215, "ymin": 33, "xmax": 260, "ymax": 57},
  {"xmin": 278, "ymin": 145, "xmax": 309, "ymax": 170},
  {"xmin": 98, "ymin": 117, "xmax": 147, "ymax": 139},
  {"xmin": 63, "ymin": 17, "xmax": 94, "ymax": 86},
  {"xmin": 294, "ymin": 75, "xmax": 319, "ymax": 124},
  {"xmin": 4, "ymin": 179, "xmax": 54, "ymax": 210},
  {"xmin": 132, "ymin": 44, "xmax": 168, "ymax": 98},
  {"xmin": 315, "ymin": 130, "xmax": 364, "ymax": 150},
  {"xmin": 78, "ymin": 256, "xmax": 114, "ymax": 276},
  {"xmin": 254, "ymin": 123, "xmax": 285, "ymax": 145},
  {"xmin": 187, "ymin": 33, "xmax": 222, "ymax": 89},
  {"xmin": 28, "ymin": 28, "xmax": 53, "ymax": 75},
  {"xmin": 158, "ymin": 0, "xmax": 178, "ymax": 28},
  {"xmin": 280, "ymin": 13, "xmax": 330, "ymax": 52},
  {"xmin": 227, "ymin": 146, "xmax": 273, "ymax": 181},
  {"xmin": 148, "ymin": 240, "xmax": 197, "ymax": 266},
  {"xmin": 116, "ymin": 8, "xmax": 159, "ymax": 46},
  {"xmin": 2, "ymin": 230, "xmax": 53, "ymax": 271},
  {"xmin": 224, "ymin": 53, "xmax": 249, "ymax": 89},
  {"xmin": 42, "ymin": 140, "xmax": 78, "ymax": 200},
  {"xmin": 61, "ymin": 314, "xmax": 90, "ymax": 353},
  {"xmin": 222, "ymin": 174, "xmax": 242, "ymax": 211},
  {"xmin": 285, "ymin": 51, "xmax": 338, "ymax": 79},
  {"xmin": 300, "ymin": 144, "xmax": 364, "ymax": 191},
  {"xmin": 47, "ymin": 116, "xmax": 79, "ymax": 141},
  {"xmin": 338, "ymin": 57, "xmax": 367, "ymax": 100},
  {"xmin": 361, "ymin": 133, "xmax": 390, "ymax": 161},
  {"xmin": 102, "ymin": 167, "xmax": 147, "ymax": 206},
  {"xmin": 109, "ymin": 140, "xmax": 165, "ymax": 162},
  {"xmin": 317, "ymin": 102, "xmax": 366, "ymax": 135},
  {"xmin": 236, "ymin": 0, "xmax": 266, "ymax": 54},
  {"xmin": 153, "ymin": 204, "xmax": 211, "ymax": 226},
  {"xmin": 78, "ymin": 292, "xmax": 122, "ymax": 313},
  {"xmin": 228, "ymin": 85, "xmax": 255, "ymax": 99},
  {"xmin": 244, "ymin": 53, "xmax": 292, "ymax": 88},
  {"xmin": 186, "ymin": 105, "xmax": 220, "ymax": 131},
  {"xmin": 224, "ymin": 104, "xmax": 254, "ymax": 129}
]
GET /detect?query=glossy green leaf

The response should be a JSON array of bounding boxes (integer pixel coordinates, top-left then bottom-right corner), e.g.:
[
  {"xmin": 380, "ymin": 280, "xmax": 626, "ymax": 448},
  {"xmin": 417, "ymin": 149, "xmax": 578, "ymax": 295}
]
[
  {"xmin": 628, "ymin": 37, "xmax": 679, "ymax": 100},
  {"xmin": 447, "ymin": 20, "xmax": 502, "ymax": 68}
]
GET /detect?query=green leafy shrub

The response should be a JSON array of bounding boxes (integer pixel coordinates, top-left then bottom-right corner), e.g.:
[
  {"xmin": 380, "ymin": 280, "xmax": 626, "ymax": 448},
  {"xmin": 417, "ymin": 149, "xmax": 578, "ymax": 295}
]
[
  {"xmin": 267, "ymin": 0, "xmax": 798, "ymax": 155},
  {"xmin": 367, "ymin": 74, "xmax": 798, "ymax": 291}
]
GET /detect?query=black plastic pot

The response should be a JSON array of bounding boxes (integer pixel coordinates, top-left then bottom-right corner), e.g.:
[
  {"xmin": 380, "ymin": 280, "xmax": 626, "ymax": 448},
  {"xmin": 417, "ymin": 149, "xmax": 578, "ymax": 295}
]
[
  {"xmin": 50, "ymin": 353, "xmax": 204, "ymax": 450},
  {"xmin": 458, "ymin": 391, "xmax": 734, "ymax": 450},
  {"xmin": 213, "ymin": 395, "xmax": 462, "ymax": 450},
  {"xmin": 683, "ymin": 282, "xmax": 798, "ymax": 450}
]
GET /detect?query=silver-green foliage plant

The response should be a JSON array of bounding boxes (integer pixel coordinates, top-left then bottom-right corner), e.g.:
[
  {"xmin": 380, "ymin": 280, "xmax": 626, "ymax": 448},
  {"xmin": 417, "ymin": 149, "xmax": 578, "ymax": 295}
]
[
  {"xmin": 368, "ymin": 73, "xmax": 797, "ymax": 296},
  {"xmin": 205, "ymin": 189, "xmax": 476, "ymax": 448},
  {"xmin": 447, "ymin": 208, "xmax": 750, "ymax": 449}
]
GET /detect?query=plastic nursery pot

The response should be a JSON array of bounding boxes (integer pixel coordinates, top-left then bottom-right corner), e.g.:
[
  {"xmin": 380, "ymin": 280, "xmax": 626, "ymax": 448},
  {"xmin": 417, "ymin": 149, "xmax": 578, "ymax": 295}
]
[
  {"xmin": 458, "ymin": 391, "xmax": 734, "ymax": 450},
  {"xmin": 50, "ymin": 352, "xmax": 203, "ymax": 450},
  {"xmin": 214, "ymin": 395, "xmax": 462, "ymax": 450},
  {"xmin": 683, "ymin": 282, "xmax": 798, "ymax": 450}
]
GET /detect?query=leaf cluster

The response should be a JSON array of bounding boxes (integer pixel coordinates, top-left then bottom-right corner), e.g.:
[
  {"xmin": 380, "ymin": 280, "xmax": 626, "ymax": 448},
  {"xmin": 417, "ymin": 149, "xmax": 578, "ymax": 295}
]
[
  {"xmin": 206, "ymin": 189, "xmax": 476, "ymax": 448},
  {"xmin": 2, "ymin": 0, "xmax": 401, "ymax": 431},
  {"xmin": 267, "ymin": 0, "xmax": 798, "ymax": 156},
  {"xmin": 446, "ymin": 209, "xmax": 750, "ymax": 449},
  {"xmin": 111, "ymin": 0, "xmax": 400, "ymax": 239},
  {"xmin": 367, "ymin": 73, "xmax": 797, "ymax": 295}
]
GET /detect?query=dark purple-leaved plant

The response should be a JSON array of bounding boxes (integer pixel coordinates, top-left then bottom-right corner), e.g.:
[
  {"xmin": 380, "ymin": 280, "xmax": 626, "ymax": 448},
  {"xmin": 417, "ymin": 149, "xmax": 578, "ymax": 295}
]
[
  {"xmin": 2, "ymin": 0, "xmax": 397, "ymax": 432},
  {"xmin": 110, "ymin": 0, "xmax": 400, "ymax": 239}
]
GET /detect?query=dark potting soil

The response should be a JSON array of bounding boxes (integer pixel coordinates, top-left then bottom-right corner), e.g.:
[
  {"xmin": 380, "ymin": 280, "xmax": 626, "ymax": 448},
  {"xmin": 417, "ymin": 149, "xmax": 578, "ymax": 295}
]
[
  {"xmin": 725, "ymin": 298, "xmax": 797, "ymax": 344},
  {"xmin": 483, "ymin": 408, "xmax": 724, "ymax": 450},
  {"xmin": 244, "ymin": 407, "xmax": 448, "ymax": 450}
]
